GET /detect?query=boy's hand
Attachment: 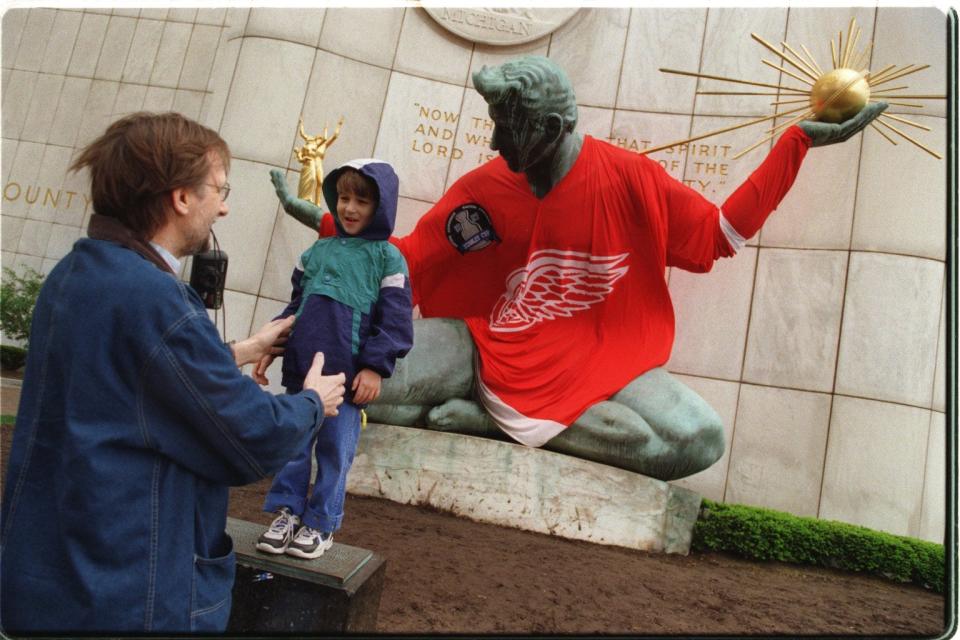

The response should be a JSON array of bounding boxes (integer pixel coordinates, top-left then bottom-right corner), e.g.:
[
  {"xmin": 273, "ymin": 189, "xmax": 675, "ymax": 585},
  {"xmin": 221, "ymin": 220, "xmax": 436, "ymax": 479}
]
[
  {"xmin": 252, "ymin": 354, "xmax": 275, "ymax": 385},
  {"xmin": 304, "ymin": 353, "xmax": 346, "ymax": 417},
  {"xmin": 352, "ymin": 368, "xmax": 382, "ymax": 405}
]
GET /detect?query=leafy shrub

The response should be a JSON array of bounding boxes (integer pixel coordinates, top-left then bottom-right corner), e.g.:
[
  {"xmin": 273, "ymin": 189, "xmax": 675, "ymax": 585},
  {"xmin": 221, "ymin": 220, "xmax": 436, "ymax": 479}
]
[
  {"xmin": 0, "ymin": 345, "xmax": 27, "ymax": 371},
  {"xmin": 1, "ymin": 266, "xmax": 44, "ymax": 346},
  {"xmin": 693, "ymin": 499, "xmax": 944, "ymax": 592}
]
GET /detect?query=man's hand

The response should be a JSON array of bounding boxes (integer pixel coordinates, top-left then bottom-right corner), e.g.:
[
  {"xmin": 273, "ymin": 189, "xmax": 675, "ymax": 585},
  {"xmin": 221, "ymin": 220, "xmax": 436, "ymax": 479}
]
[
  {"xmin": 304, "ymin": 352, "xmax": 346, "ymax": 417},
  {"xmin": 231, "ymin": 316, "xmax": 294, "ymax": 367},
  {"xmin": 798, "ymin": 101, "xmax": 888, "ymax": 147},
  {"xmin": 352, "ymin": 368, "xmax": 382, "ymax": 405},
  {"xmin": 269, "ymin": 169, "xmax": 323, "ymax": 231},
  {"xmin": 252, "ymin": 354, "xmax": 275, "ymax": 385}
]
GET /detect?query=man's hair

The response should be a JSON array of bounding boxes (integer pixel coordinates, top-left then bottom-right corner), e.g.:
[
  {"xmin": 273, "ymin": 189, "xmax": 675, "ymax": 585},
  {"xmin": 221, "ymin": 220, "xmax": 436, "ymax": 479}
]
[
  {"xmin": 336, "ymin": 168, "xmax": 377, "ymax": 202},
  {"xmin": 69, "ymin": 112, "xmax": 230, "ymax": 238},
  {"xmin": 472, "ymin": 56, "xmax": 578, "ymax": 131}
]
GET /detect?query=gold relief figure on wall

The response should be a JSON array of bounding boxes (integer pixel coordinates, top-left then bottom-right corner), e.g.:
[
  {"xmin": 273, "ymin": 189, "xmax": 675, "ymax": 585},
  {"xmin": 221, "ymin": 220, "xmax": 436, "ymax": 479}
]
[{"xmin": 294, "ymin": 116, "xmax": 344, "ymax": 204}]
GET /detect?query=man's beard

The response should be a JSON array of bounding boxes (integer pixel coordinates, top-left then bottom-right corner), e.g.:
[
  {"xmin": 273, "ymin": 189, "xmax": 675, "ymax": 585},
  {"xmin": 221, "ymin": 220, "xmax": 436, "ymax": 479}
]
[{"xmin": 186, "ymin": 229, "xmax": 212, "ymax": 255}]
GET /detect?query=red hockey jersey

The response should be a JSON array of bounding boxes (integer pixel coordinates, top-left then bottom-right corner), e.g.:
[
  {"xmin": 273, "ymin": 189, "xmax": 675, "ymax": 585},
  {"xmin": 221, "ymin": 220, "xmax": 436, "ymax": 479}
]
[{"xmin": 393, "ymin": 128, "xmax": 810, "ymax": 446}]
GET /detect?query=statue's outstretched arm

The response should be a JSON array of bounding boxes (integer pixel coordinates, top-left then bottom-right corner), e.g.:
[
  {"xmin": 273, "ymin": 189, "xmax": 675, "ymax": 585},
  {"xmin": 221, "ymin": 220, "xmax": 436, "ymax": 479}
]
[
  {"xmin": 798, "ymin": 101, "xmax": 887, "ymax": 147},
  {"xmin": 297, "ymin": 117, "xmax": 309, "ymax": 142},
  {"xmin": 328, "ymin": 116, "xmax": 345, "ymax": 146},
  {"xmin": 270, "ymin": 169, "xmax": 323, "ymax": 230}
]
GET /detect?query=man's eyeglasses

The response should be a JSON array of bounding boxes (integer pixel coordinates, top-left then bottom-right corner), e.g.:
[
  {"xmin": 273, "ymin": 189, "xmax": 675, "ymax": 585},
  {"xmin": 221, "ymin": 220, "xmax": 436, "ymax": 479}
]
[{"xmin": 205, "ymin": 182, "xmax": 231, "ymax": 201}]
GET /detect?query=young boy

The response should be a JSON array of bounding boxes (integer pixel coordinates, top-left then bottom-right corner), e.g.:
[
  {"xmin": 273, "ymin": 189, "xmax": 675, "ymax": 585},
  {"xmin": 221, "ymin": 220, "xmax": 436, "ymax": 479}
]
[{"xmin": 255, "ymin": 159, "xmax": 413, "ymax": 558}]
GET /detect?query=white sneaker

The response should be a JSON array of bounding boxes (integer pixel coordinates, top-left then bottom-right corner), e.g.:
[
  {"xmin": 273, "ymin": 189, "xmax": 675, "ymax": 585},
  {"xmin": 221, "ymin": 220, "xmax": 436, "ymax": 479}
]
[
  {"xmin": 255, "ymin": 508, "xmax": 300, "ymax": 554},
  {"xmin": 285, "ymin": 526, "xmax": 333, "ymax": 559}
]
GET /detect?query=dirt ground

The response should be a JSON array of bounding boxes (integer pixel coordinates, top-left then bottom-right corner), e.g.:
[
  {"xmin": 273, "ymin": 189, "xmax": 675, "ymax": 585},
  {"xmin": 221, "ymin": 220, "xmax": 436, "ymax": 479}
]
[
  {"xmin": 0, "ymin": 375, "xmax": 947, "ymax": 636},
  {"xmin": 229, "ymin": 477, "xmax": 946, "ymax": 635}
]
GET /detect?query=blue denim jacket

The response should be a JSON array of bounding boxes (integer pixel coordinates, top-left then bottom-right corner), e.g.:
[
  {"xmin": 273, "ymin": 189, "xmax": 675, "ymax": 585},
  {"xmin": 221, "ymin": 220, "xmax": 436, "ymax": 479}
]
[{"xmin": 0, "ymin": 238, "xmax": 323, "ymax": 633}]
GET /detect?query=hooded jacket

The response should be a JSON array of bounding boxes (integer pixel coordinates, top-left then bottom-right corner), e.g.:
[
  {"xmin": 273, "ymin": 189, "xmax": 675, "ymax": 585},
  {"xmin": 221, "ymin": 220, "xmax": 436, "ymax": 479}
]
[{"xmin": 279, "ymin": 159, "xmax": 413, "ymax": 397}]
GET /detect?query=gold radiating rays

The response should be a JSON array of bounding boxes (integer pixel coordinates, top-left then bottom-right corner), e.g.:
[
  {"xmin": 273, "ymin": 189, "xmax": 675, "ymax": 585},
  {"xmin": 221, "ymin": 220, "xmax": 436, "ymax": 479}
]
[{"xmin": 641, "ymin": 17, "xmax": 944, "ymax": 160}]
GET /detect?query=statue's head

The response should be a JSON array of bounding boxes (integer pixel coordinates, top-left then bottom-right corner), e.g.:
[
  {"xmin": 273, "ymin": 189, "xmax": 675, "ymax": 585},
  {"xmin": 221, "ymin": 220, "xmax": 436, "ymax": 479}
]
[{"xmin": 473, "ymin": 56, "xmax": 578, "ymax": 173}]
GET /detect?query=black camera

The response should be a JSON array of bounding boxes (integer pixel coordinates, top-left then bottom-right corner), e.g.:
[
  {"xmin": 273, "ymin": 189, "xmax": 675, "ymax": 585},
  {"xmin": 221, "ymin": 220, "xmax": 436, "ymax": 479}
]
[{"xmin": 190, "ymin": 249, "xmax": 228, "ymax": 310}]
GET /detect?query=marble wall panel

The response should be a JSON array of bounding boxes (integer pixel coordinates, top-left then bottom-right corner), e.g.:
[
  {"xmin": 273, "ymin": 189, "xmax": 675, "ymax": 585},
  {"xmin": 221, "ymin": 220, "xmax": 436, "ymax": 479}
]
[
  {"xmin": 172, "ymin": 90, "xmax": 204, "ymax": 122},
  {"xmin": 219, "ymin": 39, "xmax": 315, "ymax": 166},
  {"xmin": 75, "ymin": 80, "xmax": 120, "ymax": 148},
  {"xmin": 44, "ymin": 224, "xmax": 82, "ymax": 261},
  {"xmin": 14, "ymin": 8, "xmax": 56, "ymax": 72},
  {"xmin": 94, "ymin": 16, "xmax": 137, "ymax": 82},
  {"xmin": 11, "ymin": 254, "xmax": 42, "ymax": 274},
  {"xmin": 319, "ymin": 9, "xmax": 404, "ymax": 69},
  {"xmin": 853, "ymin": 115, "xmax": 946, "ymax": 261},
  {"xmin": 21, "ymin": 74, "xmax": 64, "ymax": 145},
  {"xmin": 2, "ymin": 138, "xmax": 18, "ymax": 183},
  {"xmin": 374, "ymin": 72, "xmax": 466, "ymax": 203},
  {"xmin": 299, "ymin": 51, "xmax": 391, "ymax": 174},
  {"xmin": 577, "ymin": 106, "xmax": 615, "ymax": 144},
  {"xmin": 48, "ymin": 77, "xmax": 92, "ymax": 148},
  {"xmin": 394, "ymin": 8, "xmax": 472, "ymax": 86},
  {"xmin": 668, "ymin": 374, "xmax": 740, "ymax": 502},
  {"xmin": 820, "ymin": 396, "xmax": 929, "ymax": 536},
  {"xmin": 2, "ymin": 10, "xmax": 28, "ymax": 66},
  {"xmin": 549, "ymin": 8, "xmax": 629, "ymax": 109},
  {"xmin": 215, "ymin": 158, "xmax": 288, "ymax": 295},
  {"xmin": 113, "ymin": 83, "xmax": 148, "ymax": 117},
  {"xmin": 167, "ymin": 9, "xmax": 197, "ymax": 23},
  {"xmin": 139, "ymin": 9, "xmax": 168, "ymax": 22},
  {"xmin": 742, "ymin": 248, "xmax": 847, "ymax": 392},
  {"xmin": 142, "ymin": 86, "xmax": 175, "ymax": 112},
  {"xmin": 26, "ymin": 145, "xmax": 74, "ymax": 224},
  {"xmin": 873, "ymin": 7, "xmax": 947, "ymax": 119},
  {"xmin": 67, "ymin": 13, "xmax": 109, "ymax": 77},
  {"xmin": 697, "ymin": 8, "xmax": 788, "ymax": 117},
  {"xmin": 618, "ymin": 8, "xmax": 705, "ymax": 114},
  {"xmin": 259, "ymin": 169, "xmax": 323, "ymax": 302},
  {"xmin": 198, "ymin": 10, "xmax": 247, "ymax": 131},
  {"xmin": 783, "ymin": 8, "xmax": 875, "ymax": 79},
  {"xmin": 2, "ymin": 70, "xmax": 38, "ymax": 140},
  {"xmin": 196, "ymin": 9, "xmax": 227, "ymax": 27},
  {"xmin": 759, "ymin": 130, "xmax": 860, "ymax": 250},
  {"xmin": 725, "ymin": 385, "xmax": 831, "ymax": 517},
  {"xmin": 40, "ymin": 11, "xmax": 83, "ymax": 75},
  {"xmin": 179, "ymin": 24, "xmax": 222, "ymax": 92},
  {"xmin": 149, "ymin": 21, "xmax": 192, "ymax": 87},
  {"xmin": 206, "ymin": 289, "xmax": 257, "ymax": 348},
  {"xmin": 244, "ymin": 8, "xmax": 326, "ymax": 48},
  {"xmin": 17, "ymin": 219, "xmax": 52, "ymax": 257},
  {"xmin": 395, "ymin": 196, "xmax": 432, "ymax": 239},
  {"xmin": 468, "ymin": 39, "xmax": 549, "ymax": 81},
  {"xmin": 932, "ymin": 285, "xmax": 945, "ymax": 412},
  {"xmin": 246, "ymin": 295, "xmax": 288, "ymax": 389},
  {"xmin": 4, "ymin": 141, "xmax": 45, "ymax": 218},
  {"xmin": 59, "ymin": 159, "xmax": 90, "ymax": 230},
  {"xmin": 918, "ymin": 412, "xmax": 946, "ymax": 543},
  {"xmin": 835, "ymin": 253, "xmax": 942, "ymax": 407},
  {"xmin": 666, "ymin": 246, "xmax": 757, "ymax": 380},
  {"xmin": 2, "ymin": 217, "xmax": 25, "ymax": 254},
  {"xmin": 111, "ymin": 8, "xmax": 140, "ymax": 18},
  {"xmin": 610, "ymin": 110, "xmax": 693, "ymax": 183}
]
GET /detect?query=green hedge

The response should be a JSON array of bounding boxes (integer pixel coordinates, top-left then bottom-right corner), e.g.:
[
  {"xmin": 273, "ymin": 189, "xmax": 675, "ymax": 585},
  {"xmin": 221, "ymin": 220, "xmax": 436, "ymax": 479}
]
[{"xmin": 693, "ymin": 499, "xmax": 945, "ymax": 593}]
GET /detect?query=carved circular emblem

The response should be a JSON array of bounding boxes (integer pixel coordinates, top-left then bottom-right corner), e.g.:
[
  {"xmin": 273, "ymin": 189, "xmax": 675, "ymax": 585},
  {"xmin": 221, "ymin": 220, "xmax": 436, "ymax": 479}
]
[{"xmin": 423, "ymin": 7, "xmax": 580, "ymax": 46}]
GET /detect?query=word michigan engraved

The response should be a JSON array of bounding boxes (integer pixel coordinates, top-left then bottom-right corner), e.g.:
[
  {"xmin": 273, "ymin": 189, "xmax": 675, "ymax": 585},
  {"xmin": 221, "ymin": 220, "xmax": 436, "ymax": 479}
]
[{"xmin": 423, "ymin": 7, "xmax": 579, "ymax": 46}]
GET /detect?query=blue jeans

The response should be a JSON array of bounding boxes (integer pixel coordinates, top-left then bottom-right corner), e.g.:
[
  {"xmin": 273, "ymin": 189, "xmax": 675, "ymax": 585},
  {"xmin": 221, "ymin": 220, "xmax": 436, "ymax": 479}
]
[{"xmin": 263, "ymin": 398, "xmax": 361, "ymax": 532}]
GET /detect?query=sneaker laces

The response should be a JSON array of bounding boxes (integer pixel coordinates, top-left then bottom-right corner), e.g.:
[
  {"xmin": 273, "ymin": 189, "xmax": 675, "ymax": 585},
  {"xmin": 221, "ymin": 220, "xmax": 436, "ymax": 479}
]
[
  {"xmin": 268, "ymin": 510, "xmax": 294, "ymax": 534},
  {"xmin": 295, "ymin": 526, "xmax": 321, "ymax": 542}
]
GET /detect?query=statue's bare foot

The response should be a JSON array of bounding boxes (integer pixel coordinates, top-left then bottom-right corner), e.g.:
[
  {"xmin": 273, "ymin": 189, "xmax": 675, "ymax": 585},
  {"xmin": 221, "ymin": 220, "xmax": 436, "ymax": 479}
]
[
  {"xmin": 426, "ymin": 399, "xmax": 505, "ymax": 439},
  {"xmin": 365, "ymin": 403, "xmax": 431, "ymax": 426}
]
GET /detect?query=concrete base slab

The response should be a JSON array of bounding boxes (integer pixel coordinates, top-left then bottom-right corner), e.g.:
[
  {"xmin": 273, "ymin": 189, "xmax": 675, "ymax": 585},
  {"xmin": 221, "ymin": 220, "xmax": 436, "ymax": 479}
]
[{"xmin": 346, "ymin": 424, "xmax": 701, "ymax": 554}]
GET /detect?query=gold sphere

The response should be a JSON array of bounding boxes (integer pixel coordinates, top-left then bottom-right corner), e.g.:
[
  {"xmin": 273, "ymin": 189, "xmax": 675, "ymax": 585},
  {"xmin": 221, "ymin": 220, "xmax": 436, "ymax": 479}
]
[{"xmin": 809, "ymin": 68, "xmax": 870, "ymax": 123}]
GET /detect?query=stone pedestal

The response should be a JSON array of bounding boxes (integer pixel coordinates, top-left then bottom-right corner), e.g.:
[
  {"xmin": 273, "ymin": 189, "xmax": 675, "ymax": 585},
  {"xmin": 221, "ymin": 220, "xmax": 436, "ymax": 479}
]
[
  {"xmin": 346, "ymin": 424, "xmax": 701, "ymax": 554},
  {"xmin": 226, "ymin": 518, "xmax": 385, "ymax": 633}
]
